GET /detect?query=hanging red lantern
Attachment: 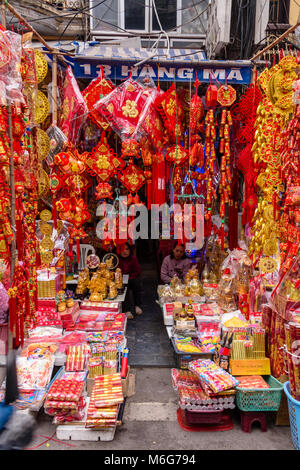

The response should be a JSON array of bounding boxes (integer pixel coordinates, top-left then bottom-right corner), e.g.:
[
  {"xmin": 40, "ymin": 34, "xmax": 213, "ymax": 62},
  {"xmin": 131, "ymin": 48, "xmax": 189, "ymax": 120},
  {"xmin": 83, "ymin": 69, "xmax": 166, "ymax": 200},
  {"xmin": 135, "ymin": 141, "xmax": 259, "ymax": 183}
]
[{"xmin": 205, "ymin": 84, "xmax": 218, "ymax": 108}]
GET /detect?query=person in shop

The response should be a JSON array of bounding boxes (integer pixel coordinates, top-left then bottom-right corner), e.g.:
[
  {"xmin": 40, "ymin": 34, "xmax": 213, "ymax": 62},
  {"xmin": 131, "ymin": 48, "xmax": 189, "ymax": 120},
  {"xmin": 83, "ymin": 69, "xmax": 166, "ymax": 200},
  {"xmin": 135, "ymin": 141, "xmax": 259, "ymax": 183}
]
[
  {"xmin": 118, "ymin": 242, "xmax": 143, "ymax": 320},
  {"xmin": 160, "ymin": 241, "xmax": 192, "ymax": 284}
]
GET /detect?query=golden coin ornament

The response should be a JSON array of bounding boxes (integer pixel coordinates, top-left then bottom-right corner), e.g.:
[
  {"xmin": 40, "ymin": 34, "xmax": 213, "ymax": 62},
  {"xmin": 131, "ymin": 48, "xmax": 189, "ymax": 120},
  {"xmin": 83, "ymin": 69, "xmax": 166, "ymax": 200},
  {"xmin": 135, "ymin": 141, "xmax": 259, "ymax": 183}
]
[
  {"xmin": 40, "ymin": 237, "xmax": 54, "ymax": 251},
  {"xmin": 259, "ymin": 257, "xmax": 278, "ymax": 274},
  {"xmin": 40, "ymin": 223, "xmax": 53, "ymax": 236},
  {"xmin": 40, "ymin": 209, "xmax": 52, "ymax": 222}
]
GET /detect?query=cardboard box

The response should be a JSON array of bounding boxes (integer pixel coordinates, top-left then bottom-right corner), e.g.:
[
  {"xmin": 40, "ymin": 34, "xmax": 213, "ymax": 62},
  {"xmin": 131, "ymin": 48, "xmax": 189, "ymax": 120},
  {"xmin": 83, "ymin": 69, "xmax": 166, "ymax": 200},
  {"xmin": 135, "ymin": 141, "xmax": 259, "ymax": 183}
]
[{"xmin": 230, "ymin": 358, "xmax": 271, "ymax": 376}]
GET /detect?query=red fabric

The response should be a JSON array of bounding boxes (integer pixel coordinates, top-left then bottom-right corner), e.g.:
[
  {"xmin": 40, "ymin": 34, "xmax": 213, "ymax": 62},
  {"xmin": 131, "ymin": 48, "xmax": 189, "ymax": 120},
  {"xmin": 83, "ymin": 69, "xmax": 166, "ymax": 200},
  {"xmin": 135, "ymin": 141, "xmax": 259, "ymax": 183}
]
[{"xmin": 118, "ymin": 255, "xmax": 141, "ymax": 280}]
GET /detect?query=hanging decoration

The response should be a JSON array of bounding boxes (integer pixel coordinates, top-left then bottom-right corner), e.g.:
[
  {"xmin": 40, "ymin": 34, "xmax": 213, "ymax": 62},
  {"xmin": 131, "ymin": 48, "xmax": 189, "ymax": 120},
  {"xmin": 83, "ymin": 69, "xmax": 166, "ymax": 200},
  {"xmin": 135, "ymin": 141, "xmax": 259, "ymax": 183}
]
[
  {"xmin": 248, "ymin": 56, "xmax": 298, "ymax": 259},
  {"xmin": 82, "ymin": 66, "xmax": 115, "ymax": 131},
  {"xmin": 154, "ymin": 82, "xmax": 184, "ymax": 143},
  {"xmin": 60, "ymin": 66, "xmax": 88, "ymax": 144}
]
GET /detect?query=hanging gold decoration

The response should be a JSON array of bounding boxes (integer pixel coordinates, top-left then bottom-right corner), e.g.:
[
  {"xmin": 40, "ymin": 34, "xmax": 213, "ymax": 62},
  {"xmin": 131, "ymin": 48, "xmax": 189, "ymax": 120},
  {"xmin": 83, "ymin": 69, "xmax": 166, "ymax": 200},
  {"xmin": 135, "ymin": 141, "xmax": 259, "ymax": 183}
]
[
  {"xmin": 259, "ymin": 257, "xmax": 278, "ymax": 274},
  {"xmin": 38, "ymin": 169, "xmax": 49, "ymax": 198},
  {"xmin": 36, "ymin": 128, "xmax": 50, "ymax": 160},
  {"xmin": 34, "ymin": 90, "xmax": 49, "ymax": 124},
  {"xmin": 34, "ymin": 50, "xmax": 48, "ymax": 84}
]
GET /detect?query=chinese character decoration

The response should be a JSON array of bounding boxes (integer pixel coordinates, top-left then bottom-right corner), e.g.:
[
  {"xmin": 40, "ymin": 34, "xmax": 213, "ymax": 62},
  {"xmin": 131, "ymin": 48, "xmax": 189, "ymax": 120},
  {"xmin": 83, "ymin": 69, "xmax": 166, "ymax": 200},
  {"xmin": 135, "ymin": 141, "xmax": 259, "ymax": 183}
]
[
  {"xmin": 190, "ymin": 79, "xmax": 204, "ymax": 143},
  {"xmin": 154, "ymin": 82, "xmax": 184, "ymax": 143},
  {"xmin": 82, "ymin": 66, "xmax": 115, "ymax": 132}
]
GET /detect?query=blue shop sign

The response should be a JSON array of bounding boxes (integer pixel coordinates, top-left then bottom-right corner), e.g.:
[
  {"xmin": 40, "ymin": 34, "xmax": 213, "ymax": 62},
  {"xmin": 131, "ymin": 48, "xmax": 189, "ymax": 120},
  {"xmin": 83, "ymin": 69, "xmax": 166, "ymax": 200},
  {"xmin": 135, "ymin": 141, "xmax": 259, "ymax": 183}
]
[{"xmin": 71, "ymin": 61, "xmax": 252, "ymax": 84}]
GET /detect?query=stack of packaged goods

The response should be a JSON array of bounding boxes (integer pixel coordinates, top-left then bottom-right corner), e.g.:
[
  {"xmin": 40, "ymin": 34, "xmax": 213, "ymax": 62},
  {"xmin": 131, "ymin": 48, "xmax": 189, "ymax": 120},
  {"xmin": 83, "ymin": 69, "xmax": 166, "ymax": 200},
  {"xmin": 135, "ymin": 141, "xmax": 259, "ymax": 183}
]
[
  {"xmin": 65, "ymin": 344, "xmax": 90, "ymax": 371},
  {"xmin": 172, "ymin": 369, "xmax": 236, "ymax": 411},
  {"xmin": 45, "ymin": 371, "xmax": 87, "ymax": 423},
  {"xmin": 85, "ymin": 374, "xmax": 123, "ymax": 429}
]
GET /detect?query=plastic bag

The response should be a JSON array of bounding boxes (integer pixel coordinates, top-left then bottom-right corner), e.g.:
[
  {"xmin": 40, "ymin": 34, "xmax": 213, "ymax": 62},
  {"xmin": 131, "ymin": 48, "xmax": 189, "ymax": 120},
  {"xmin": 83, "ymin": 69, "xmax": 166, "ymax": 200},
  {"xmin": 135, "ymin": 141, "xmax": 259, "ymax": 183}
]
[
  {"xmin": 59, "ymin": 66, "xmax": 88, "ymax": 144},
  {"xmin": 0, "ymin": 28, "xmax": 24, "ymax": 103},
  {"xmin": 95, "ymin": 76, "xmax": 158, "ymax": 142}
]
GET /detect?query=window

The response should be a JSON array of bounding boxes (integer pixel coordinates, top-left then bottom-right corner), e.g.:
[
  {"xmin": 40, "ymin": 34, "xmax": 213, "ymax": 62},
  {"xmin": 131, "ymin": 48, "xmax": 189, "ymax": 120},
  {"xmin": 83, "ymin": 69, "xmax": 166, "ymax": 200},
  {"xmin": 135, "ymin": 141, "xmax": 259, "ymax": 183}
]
[
  {"xmin": 90, "ymin": 0, "xmax": 209, "ymax": 35},
  {"xmin": 152, "ymin": 0, "xmax": 177, "ymax": 31},
  {"xmin": 269, "ymin": 0, "xmax": 290, "ymax": 24},
  {"xmin": 125, "ymin": 0, "xmax": 146, "ymax": 30}
]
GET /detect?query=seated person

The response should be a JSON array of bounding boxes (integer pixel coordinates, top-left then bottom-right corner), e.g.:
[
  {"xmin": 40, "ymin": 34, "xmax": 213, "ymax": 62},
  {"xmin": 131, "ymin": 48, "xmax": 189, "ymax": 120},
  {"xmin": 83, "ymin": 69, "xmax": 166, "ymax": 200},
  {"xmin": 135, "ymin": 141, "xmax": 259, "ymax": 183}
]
[
  {"xmin": 118, "ymin": 242, "xmax": 142, "ymax": 320},
  {"xmin": 160, "ymin": 242, "xmax": 192, "ymax": 284}
]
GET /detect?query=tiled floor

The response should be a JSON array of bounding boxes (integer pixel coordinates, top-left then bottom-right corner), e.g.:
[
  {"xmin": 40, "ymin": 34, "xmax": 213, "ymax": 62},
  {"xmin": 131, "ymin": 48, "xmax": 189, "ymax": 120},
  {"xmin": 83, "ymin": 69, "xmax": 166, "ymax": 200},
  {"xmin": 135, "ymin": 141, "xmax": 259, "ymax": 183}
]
[{"xmin": 126, "ymin": 262, "xmax": 176, "ymax": 367}]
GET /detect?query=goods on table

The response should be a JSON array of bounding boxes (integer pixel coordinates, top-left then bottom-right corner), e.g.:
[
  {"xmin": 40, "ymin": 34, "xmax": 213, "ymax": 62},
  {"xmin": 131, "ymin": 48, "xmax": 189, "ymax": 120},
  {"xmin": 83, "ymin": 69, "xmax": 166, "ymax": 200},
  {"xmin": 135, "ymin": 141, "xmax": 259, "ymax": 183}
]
[{"xmin": 188, "ymin": 359, "xmax": 239, "ymax": 393}]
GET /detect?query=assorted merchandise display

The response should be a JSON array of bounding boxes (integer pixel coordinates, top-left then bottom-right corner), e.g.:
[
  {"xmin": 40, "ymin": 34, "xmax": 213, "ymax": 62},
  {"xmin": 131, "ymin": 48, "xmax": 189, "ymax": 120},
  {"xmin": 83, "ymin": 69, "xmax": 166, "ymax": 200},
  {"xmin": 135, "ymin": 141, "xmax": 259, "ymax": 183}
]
[{"xmin": 0, "ymin": 13, "xmax": 298, "ymax": 448}]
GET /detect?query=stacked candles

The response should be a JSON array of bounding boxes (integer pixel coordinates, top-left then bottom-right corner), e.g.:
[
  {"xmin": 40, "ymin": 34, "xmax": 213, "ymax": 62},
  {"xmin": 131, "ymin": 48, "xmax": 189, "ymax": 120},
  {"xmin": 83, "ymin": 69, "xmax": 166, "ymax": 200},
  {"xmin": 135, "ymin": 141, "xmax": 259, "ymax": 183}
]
[
  {"xmin": 44, "ymin": 379, "xmax": 86, "ymax": 423},
  {"xmin": 85, "ymin": 373, "xmax": 123, "ymax": 429},
  {"xmin": 88, "ymin": 357, "xmax": 103, "ymax": 378},
  {"xmin": 65, "ymin": 344, "xmax": 89, "ymax": 371}
]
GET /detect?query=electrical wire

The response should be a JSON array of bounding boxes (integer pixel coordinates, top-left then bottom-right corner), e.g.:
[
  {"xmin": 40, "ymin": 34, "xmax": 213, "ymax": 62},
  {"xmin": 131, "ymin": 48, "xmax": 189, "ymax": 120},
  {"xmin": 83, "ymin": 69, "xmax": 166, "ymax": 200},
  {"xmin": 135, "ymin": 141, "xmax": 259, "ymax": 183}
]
[
  {"xmin": 8, "ymin": 0, "xmax": 208, "ymax": 25},
  {"xmin": 9, "ymin": 1, "xmax": 210, "ymax": 39}
]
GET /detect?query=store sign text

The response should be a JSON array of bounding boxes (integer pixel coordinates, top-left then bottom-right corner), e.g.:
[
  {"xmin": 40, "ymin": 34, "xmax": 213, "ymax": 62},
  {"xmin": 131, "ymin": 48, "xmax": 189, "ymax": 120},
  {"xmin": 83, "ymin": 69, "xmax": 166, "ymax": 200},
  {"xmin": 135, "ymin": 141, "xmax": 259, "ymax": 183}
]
[{"xmin": 73, "ymin": 61, "xmax": 252, "ymax": 84}]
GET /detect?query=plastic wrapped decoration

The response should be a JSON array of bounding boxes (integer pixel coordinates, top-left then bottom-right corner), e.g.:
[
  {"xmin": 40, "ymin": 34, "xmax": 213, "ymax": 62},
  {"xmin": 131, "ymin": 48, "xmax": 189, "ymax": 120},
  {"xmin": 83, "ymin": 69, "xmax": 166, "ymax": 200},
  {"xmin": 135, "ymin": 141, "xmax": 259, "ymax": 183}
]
[
  {"xmin": 46, "ymin": 125, "xmax": 68, "ymax": 163},
  {"xmin": 59, "ymin": 66, "xmax": 88, "ymax": 144},
  {"xmin": 21, "ymin": 43, "xmax": 38, "ymax": 128},
  {"xmin": 56, "ymin": 197, "xmax": 90, "ymax": 263},
  {"xmin": 154, "ymin": 82, "xmax": 184, "ymax": 143},
  {"xmin": 95, "ymin": 76, "xmax": 158, "ymax": 146},
  {"xmin": 82, "ymin": 66, "xmax": 115, "ymax": 131},
  {"xmin": 0, "ymin": 26, "xmax": 24, "ymax": 104},
  {"xmin": 140, "ymin": 93, "xmax": 165, "ymax": 151}
]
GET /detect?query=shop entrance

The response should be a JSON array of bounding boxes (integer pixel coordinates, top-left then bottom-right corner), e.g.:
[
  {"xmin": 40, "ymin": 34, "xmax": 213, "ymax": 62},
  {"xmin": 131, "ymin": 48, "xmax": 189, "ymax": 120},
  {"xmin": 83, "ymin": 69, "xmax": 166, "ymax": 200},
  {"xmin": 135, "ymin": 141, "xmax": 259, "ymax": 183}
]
[{"xmin": 126, "ymin": 239, "xmax": 176, "ymax": 367}]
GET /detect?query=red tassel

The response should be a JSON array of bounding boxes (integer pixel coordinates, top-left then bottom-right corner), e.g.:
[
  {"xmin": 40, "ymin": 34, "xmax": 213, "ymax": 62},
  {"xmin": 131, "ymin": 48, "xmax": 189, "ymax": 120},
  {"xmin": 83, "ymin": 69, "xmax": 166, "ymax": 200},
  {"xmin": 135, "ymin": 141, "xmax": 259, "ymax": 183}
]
[
  {"xmin": 9, "ymin": 296, "xmax": 16, "ymax": 332},
  {"xmin": 20, "ymin": 314, "xmax": 24, "ymax": 347},
  {"xmin": 273, "ymin": 193, "xmax": 277, "ymax": 221},
  {"xmin": 221, "ymin": 223, "xmax": 225, "ymax": 251},
  {"xmin": 25, "ymin": 289, "xmax": 30, "ymax": 319},
  {"xmin": 15, "ymin": 314, "xmax": 19, "ymax": 348},
  {"xmin": 52, "ymin": 196, "xmax": 57, "ymax": 229},
  {"xmin": 68, "ymin": 239, "xmax": 73, "ymax": 260},
  {"xmin": 16, "ymin": 218, "xmax": 24, "ymax": 261},
  {"xmin": 76, "ymin": 238, "xmax": 80, "ymax": 265}
]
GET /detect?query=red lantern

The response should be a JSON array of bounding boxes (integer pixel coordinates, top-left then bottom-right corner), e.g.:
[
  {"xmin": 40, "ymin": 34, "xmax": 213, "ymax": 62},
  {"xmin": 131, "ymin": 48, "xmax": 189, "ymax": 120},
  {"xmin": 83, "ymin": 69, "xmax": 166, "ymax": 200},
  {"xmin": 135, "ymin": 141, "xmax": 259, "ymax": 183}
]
[{"xmin": 205, "ymin": 84, "xmax": 218, "ymax": 108}]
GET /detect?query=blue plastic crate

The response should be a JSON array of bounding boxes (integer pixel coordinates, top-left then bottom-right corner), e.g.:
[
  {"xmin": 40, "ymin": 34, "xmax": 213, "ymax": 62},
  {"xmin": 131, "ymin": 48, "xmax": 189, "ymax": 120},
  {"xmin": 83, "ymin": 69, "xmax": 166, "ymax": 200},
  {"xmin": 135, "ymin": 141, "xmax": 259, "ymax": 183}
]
[{"xmin": 284, "ymin": 382, "xmax": 300, "ymax": 450}]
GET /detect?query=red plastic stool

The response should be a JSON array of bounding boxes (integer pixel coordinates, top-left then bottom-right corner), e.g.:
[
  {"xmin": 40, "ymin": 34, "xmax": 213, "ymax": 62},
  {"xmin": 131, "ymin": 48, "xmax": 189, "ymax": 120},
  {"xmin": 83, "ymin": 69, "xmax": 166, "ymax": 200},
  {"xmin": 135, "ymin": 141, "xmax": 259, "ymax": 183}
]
[{"xmin": 240, "ymin": 411, "xmax": 268, "ymax": 433}]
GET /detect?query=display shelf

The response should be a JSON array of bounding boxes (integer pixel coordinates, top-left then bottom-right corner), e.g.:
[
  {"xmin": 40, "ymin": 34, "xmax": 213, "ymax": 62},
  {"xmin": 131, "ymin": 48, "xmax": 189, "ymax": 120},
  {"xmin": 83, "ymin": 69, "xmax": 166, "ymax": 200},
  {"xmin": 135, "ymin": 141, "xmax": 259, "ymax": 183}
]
[{"xmin": 66, "ymin": 274, "xmax": 129, "ymax": 287}]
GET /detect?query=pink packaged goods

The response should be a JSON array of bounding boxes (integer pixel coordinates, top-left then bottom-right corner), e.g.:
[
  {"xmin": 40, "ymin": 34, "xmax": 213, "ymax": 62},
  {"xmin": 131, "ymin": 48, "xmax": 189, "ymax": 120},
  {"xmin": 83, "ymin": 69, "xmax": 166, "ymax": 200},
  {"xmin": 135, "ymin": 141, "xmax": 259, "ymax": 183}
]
[
  {"xmin": 236, "ymin": 376, "xmax": 270, "ymax": 389},
  {"xmin": 188, "ymin": 359, "xmax": 239, "ymax": 393}
]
